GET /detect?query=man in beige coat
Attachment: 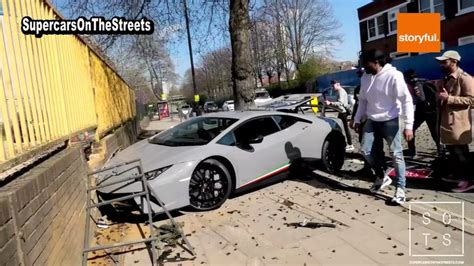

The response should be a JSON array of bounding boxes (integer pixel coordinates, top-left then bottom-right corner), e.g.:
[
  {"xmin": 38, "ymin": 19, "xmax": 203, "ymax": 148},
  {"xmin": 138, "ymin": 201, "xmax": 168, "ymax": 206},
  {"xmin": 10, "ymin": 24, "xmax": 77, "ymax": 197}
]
[{"xmin": 436, "ymin": 50, "xmax": 474, "ymax": 192}]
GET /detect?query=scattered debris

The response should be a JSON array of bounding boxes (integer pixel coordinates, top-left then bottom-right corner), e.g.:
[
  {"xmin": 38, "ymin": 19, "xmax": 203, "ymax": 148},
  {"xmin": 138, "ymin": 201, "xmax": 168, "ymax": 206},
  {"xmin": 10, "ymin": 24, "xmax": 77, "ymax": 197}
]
[
  {"xmin": 285, "ymin": 219, "xmax": 336, "ymax": 229},
  {"xmin": 97, "ymin": 216, "xmax": 111, "ymax": 229}
]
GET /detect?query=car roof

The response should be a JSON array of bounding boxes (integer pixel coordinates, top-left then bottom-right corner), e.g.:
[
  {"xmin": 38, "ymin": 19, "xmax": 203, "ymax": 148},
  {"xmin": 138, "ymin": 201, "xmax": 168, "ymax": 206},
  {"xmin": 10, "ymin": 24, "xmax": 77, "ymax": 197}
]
[{"xmin": 201, "ymin": 110, "xmax": 292, "ymax": 120}]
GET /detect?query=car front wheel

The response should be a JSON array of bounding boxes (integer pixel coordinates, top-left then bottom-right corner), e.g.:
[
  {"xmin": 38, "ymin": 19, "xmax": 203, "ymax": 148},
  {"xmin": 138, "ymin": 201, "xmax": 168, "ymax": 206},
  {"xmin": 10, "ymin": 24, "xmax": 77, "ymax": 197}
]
[
  {"xmin": 189, "ymin": 159, "xmax": 232, "ymax": 211},
  {"xmin": 321, "ymin": 133, "xmax": 345, "ymax": 174}
]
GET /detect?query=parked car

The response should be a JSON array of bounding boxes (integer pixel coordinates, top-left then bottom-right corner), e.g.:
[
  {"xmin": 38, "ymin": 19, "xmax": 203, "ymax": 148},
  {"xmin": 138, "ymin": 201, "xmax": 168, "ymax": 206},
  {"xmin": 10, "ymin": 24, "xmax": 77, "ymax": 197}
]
[
  {"xmin": 222, "ymin": 100, "xmax": 235, "ymax": 111},
  {"xmin": 254, "ymin": 88, "xmax": 272, "ymax": 106},
  {"xmin": 203, "ymin": 101, "xmax": 218, "ymax": 113},
  {"xmin": 97, "ymin": 107, "xmax": 346, "ymax": 213},
  {"xmin": 179, "ymin": 105, "xmax": 193, "ymax": 119}
]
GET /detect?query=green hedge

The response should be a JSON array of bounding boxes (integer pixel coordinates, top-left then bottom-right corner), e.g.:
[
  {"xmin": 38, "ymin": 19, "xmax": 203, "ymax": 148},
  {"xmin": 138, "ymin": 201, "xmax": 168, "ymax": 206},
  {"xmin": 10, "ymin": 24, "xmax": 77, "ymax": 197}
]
[{"xmin": 265, "ymin": 79, "xmax": 317, "ymax": 98}]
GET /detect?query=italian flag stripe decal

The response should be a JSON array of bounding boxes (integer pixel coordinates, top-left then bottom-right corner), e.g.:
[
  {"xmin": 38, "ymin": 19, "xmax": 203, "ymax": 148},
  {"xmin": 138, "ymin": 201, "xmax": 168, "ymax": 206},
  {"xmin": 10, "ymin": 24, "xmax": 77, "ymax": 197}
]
[{"xmin": 240, "ymin": 163, "xmax": 291, "ymax": 188}]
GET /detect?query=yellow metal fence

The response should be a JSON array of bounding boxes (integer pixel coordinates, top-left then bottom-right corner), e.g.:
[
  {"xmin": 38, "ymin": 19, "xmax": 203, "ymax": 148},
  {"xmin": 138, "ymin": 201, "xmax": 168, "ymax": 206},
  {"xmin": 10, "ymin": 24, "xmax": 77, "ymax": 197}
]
[{"xmin": 0, "ymin": 0, "xmax": 135, "ymax": 163}]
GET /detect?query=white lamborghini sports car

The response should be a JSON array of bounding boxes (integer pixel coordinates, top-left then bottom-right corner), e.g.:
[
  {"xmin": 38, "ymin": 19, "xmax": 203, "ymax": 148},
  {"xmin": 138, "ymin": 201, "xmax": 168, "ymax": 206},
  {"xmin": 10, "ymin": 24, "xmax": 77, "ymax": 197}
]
[{"xmin": 98, "ymin": 99, "xmax": 346, "ymax": 213}]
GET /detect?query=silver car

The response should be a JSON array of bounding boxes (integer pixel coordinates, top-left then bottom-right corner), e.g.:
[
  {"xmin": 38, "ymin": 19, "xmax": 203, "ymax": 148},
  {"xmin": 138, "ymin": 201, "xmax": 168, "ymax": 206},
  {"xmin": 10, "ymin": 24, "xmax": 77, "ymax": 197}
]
[
  {"xmin": 222, "ymin": 100, "xmax": 235, "ymax": 111},
  {"xmin": 98, "ymin": 110, "xmax": 346, "ymax": 213}
]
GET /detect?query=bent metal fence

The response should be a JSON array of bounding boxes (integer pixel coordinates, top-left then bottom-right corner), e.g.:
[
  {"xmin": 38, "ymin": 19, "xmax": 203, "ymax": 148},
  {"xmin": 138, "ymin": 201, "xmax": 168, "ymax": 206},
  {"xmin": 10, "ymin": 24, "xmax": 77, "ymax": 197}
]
[{"xmin": 0, "ymin": 0, "xmax": 135, "ymax": 164}]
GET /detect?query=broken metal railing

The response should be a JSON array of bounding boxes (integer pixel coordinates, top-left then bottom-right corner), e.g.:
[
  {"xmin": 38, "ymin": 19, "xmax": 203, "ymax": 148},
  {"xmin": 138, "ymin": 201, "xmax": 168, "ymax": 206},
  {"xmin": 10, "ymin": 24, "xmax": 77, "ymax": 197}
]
[{"xmin": 82, "ymin": 159, "xmax": 195, "ymax": 265}]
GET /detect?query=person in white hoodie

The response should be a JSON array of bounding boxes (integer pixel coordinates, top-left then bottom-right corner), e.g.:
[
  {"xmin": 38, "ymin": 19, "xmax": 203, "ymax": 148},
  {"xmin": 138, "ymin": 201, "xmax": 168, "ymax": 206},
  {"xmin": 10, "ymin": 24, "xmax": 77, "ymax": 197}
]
[{"xmin": 352, "ymin": 49, "xmax": 414, "ymax": 204}]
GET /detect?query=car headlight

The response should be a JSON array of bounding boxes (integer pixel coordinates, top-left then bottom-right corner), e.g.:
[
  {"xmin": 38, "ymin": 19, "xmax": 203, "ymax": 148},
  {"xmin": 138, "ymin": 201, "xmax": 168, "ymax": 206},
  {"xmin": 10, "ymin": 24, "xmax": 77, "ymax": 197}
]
[{"xmin": 146, "ymin": 165, "xmax": 172, "ymax": 180}]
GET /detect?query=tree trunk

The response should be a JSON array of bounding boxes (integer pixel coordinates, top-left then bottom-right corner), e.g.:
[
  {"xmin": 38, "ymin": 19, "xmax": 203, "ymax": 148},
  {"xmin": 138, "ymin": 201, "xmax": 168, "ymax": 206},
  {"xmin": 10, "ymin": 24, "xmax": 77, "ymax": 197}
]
[
  {"xmin": 258, "ymin": 73, "xmax": 264, "ymax": 87},
  {"xmin": 230, "ymin": 0, "xmax": 255, "ymax": 110}
]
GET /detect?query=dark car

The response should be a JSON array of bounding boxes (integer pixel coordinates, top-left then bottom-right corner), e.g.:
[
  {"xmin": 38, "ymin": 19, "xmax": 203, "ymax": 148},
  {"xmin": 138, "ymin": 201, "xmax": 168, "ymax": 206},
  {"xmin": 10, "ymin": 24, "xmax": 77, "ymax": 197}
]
[{"xmin": 204, "ymin": 101, "xmax": 219, "ymax": 113}]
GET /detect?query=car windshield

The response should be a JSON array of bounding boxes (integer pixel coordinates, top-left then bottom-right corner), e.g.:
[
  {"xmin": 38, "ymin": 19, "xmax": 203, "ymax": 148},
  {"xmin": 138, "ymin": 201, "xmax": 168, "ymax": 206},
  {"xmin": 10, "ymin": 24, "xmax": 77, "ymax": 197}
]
[
  {"xmin": 227, "ymin": 101, "xmax": 234, "ymax": 104},
  {"xmin": 206, "ymin": 102, "xmax": 217, "ymax": 107},
  {"xmin": 255, "ymin": 92, "xmax": 270, "ymax": 98},
  {"xmin": 150, "ymin": 117, "xmax": 238, "ymax": 146}
]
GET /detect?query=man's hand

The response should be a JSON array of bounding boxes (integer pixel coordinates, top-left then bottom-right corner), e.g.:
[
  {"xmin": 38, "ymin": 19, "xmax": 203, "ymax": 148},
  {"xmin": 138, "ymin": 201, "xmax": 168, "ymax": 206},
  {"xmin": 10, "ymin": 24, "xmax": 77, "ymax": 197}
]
[
  {"xmin": 404, "ymin": 129, "xmax": 414, "ymax": 142},
  {"xmin": 324, "ymin": 100, "xmax": 331, "ymax": 106},
  {"xmin": 414, "ymin": 87, "xmax": 422, "ymax": 97},
  {"xmin": 437, "ymin": 88, "xmax": 449, "ymax": 101}
]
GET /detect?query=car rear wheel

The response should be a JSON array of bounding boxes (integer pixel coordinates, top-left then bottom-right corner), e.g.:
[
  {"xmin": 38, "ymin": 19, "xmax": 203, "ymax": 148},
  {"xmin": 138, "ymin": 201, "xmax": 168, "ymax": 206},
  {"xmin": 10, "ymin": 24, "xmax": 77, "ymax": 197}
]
[
  {"xmin": 322, "ymin": 134, "xmax": 345, "ymax": 174},
  {"xmin": 189, "ymin": 159, "xmax": 232, "ymax": 211}
]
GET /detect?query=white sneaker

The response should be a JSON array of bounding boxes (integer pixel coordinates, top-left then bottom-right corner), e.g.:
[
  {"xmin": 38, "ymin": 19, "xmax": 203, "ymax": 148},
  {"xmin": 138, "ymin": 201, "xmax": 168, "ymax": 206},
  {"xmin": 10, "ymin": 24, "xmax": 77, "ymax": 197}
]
[
  {"xmin": 392, "ymin": 187, "xmax": 406, "ymax": 204},
  {"xmin": 370, "ymin": 175, "xmax": 392, "ymax": 193},
  {"xmin": 345, "ymin": 145, "xmax": 355, "ymax": 152}
]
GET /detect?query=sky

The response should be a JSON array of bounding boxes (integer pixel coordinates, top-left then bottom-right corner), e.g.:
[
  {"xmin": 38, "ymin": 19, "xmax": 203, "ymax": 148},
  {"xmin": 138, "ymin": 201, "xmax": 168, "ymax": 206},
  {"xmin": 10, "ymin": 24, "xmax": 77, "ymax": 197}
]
[
  {"xmin": 51, "ymin": 0, "xmax": 373, "ymax": 81},
  {"xmin": 172, "ymin": 0, "xmax": 373, "ymax": 79}
]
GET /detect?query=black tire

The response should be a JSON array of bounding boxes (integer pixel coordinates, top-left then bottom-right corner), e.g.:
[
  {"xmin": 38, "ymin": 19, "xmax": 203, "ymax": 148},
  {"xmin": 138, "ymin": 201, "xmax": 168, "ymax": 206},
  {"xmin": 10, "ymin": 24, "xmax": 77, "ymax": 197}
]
[
  {"xmin": 189, "ymin": 159, "xmax": 232, "ymax": 211},
  {"xmin": 321, "ymin": 134, "xmax": 345, "ymax": 174}
]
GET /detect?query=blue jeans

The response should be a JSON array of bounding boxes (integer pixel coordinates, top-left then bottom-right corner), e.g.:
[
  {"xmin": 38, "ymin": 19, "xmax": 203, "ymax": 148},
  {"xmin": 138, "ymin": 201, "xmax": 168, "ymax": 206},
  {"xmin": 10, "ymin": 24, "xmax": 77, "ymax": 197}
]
[{"xmin": 361, "ymin": 118, "xmax": 406, "ymax": 189}]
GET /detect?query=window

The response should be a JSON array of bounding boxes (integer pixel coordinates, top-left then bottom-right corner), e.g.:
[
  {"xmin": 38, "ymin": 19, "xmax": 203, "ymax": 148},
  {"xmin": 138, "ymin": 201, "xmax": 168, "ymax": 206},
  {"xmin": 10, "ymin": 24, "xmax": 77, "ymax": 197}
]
[
  {"xmin": 367, "ymin": 14, "xmax": 385, "ymax": 40},
  {"xmin": 420, "ymin": 0, "xmax": 431, "ymax": 13},
  {"xmin": 458, "ymin": 0, "xmax": 474, "ymax": 14},
  {"xmin": 217, "ymin": 132, "xmax": 236, "ymax": 146},
  {"xmin": 273, "ymin": 116, "xmax": 299, "ymax": 130},
  {"xmin": 234, "ymin": 117, "xmax": 280, "ymax": 145},
  {"xmin": 419, "ymin": 0, "xmax": 445, "ymax": 16},
  {"xmin": 376, "ymin": 16, "xmax": 385, "ymax": 37},
  {"xmin": 366, "ymin": 13, "xmax": 390, "ymax": 40},
  {"xmin": 150, "ymin": 117, "xmax": 237, "ymax": 146},
  {"xmin": 368, "ymin": 18, "xmax": 376, "ymax": 38},
  {"xmin": 459, "ymin": 35, "xmax": 474, "ymax": 46},
  {"xmin": 388, "ymin": 5, "xmax": 408, "ymax": 33}
]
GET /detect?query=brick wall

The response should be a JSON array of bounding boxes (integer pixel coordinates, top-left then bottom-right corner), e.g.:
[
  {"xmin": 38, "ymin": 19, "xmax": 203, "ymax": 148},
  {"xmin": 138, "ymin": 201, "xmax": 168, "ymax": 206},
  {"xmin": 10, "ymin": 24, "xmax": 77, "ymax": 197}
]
[
  {"xmin": 89, "ymin": 120, "xmax": 139, "ymax": 166},
  {"xmin": 0, "ymin": 146, "xmax": 88, "ymax": 265}
]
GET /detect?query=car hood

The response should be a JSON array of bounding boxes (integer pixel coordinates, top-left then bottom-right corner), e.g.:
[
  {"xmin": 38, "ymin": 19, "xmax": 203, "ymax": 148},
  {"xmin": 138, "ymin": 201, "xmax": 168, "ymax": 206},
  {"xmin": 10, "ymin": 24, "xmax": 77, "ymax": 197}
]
[{"xmin": 106, "ymin": 139, "xmax": 203, "ymax": 172}]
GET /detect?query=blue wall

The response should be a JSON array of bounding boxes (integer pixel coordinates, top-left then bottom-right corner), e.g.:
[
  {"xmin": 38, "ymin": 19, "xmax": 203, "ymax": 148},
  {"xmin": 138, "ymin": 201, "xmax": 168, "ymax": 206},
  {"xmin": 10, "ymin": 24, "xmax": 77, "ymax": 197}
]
[{"xmin": 317, "ymin": 43, "xmax": 474, "ymax": 90}]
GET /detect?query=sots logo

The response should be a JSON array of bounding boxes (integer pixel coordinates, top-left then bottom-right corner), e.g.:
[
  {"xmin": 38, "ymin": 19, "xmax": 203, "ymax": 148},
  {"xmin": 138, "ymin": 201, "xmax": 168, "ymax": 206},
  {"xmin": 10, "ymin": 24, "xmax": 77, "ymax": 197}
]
[{"xmin": 397, "ymin": 13, "xmax": 441, "ymax": 53}]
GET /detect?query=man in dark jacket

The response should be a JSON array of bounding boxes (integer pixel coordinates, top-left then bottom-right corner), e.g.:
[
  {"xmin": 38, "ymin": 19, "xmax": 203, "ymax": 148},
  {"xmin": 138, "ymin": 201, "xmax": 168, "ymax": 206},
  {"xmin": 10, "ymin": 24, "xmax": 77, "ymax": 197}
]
[{"xmin": 403, "ymin": 69, "xmax": 440, "ymax": 157}]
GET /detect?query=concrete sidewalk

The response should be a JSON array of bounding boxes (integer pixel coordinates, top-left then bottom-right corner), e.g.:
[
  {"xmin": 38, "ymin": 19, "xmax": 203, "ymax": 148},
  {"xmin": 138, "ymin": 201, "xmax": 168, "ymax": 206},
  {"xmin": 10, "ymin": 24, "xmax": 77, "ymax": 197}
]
[
  {"xmin": 142, "ymin": 116, "xmax": 184, "ymax": 133},
  {"xmin": 121, "ymin": 177, "xmax": 472, "ymax": 265}
]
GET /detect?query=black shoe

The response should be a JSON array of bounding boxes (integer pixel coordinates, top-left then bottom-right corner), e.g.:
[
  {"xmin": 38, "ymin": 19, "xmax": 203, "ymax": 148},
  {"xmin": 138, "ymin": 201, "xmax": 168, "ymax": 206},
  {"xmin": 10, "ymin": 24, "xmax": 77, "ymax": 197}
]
[{"xmin": 403, "ymin": 149, "xmax": 416, "ymax": 157}]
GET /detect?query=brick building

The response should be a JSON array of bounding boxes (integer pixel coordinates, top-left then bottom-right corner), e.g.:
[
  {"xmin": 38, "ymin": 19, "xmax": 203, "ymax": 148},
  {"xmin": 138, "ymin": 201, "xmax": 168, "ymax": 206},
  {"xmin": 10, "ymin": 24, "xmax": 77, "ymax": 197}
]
[{"xmin": 358, "ymin": 0, "xmax": 474, "ymax": 59}]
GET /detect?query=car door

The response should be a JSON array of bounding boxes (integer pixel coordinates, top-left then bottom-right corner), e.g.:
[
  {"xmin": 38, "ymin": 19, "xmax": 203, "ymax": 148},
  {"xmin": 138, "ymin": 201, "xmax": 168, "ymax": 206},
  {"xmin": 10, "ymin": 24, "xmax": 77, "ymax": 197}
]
[
  {"xmin": 272, "ymin": 115, "xmax": 320, "ymax": 159},
  {"xmin": 216, "ymin": 116, "xmax": 290, "ymax": 188}
]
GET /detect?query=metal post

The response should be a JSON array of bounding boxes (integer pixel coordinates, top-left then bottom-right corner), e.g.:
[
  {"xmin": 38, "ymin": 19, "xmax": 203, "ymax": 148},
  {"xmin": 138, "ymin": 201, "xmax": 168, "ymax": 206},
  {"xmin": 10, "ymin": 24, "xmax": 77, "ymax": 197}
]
[
  {"xmin": 82, "ymin": 174, "xmax": 92, "ymax": 266},
  {"xmin": 139, "ymin": 161, "xmax": 158, "ymax": 265},
  {"xmin": 183, "ymin": 0, "xmax": 197, "ymax": 97}
]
